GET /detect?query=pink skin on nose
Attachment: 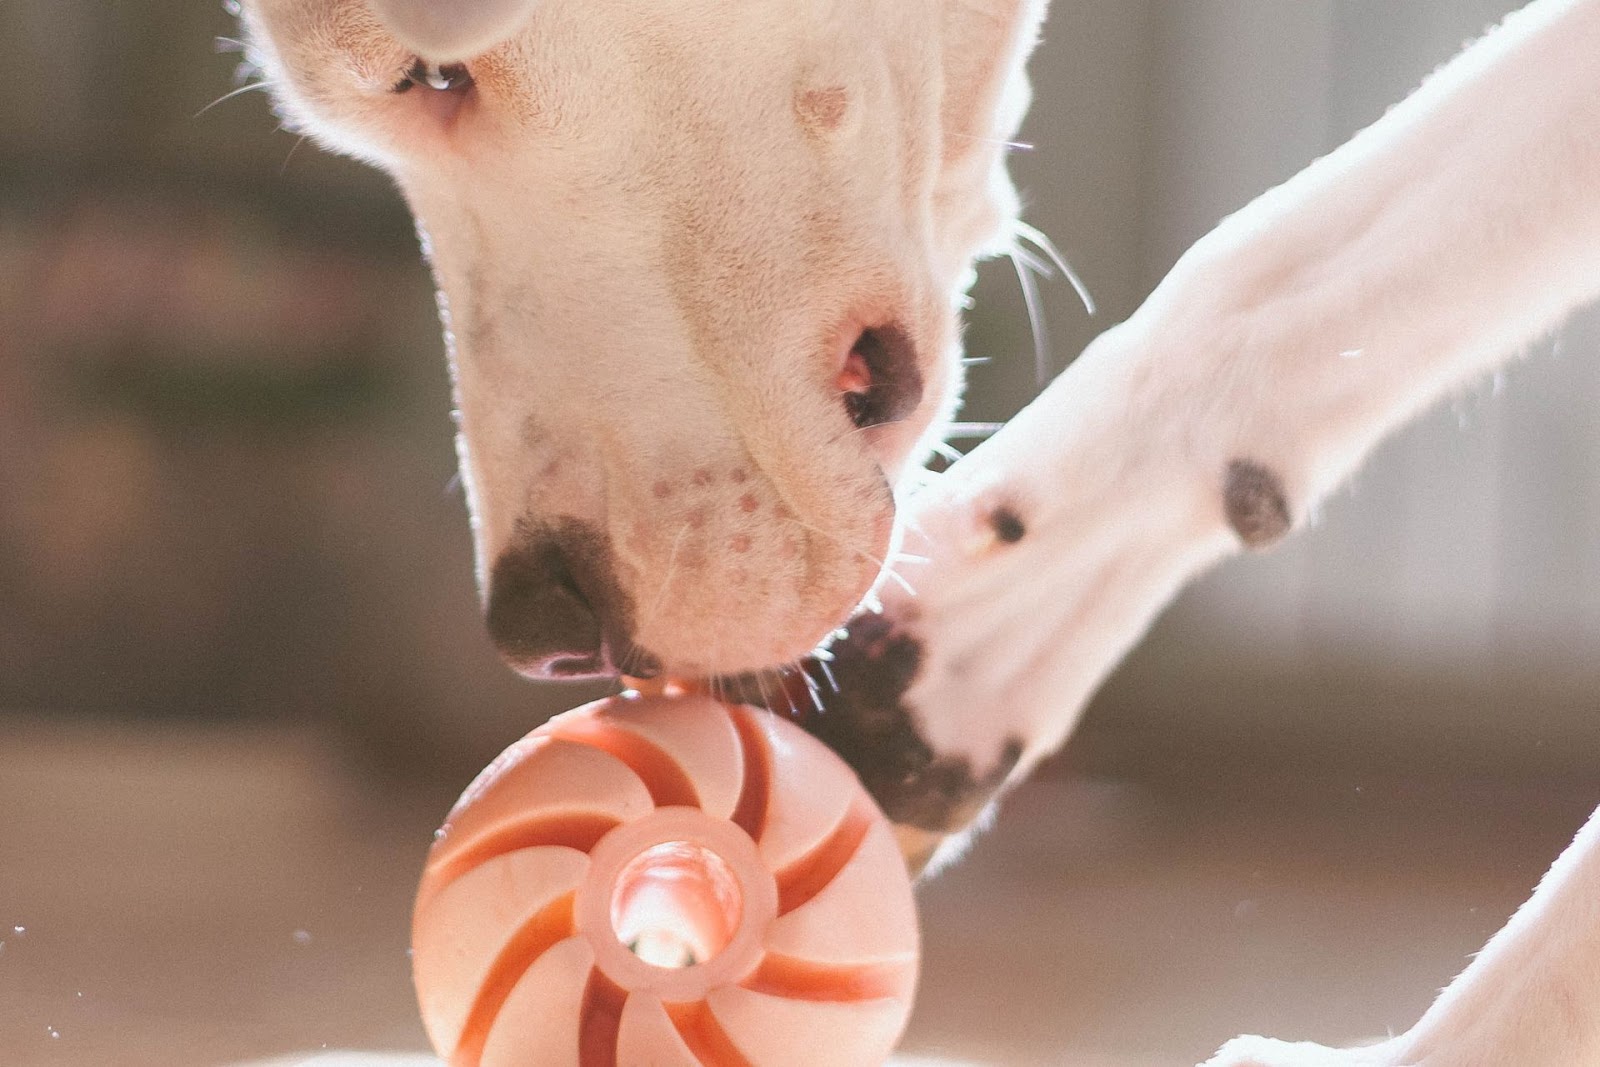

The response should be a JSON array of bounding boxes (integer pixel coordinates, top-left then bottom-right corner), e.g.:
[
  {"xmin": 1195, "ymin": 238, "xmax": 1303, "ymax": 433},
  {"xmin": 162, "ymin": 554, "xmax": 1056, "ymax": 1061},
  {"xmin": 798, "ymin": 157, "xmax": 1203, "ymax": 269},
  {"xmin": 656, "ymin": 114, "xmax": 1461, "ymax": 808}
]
[{"xmin": 837, "ymin": 350, "xmax": 872, "ymax": 397}]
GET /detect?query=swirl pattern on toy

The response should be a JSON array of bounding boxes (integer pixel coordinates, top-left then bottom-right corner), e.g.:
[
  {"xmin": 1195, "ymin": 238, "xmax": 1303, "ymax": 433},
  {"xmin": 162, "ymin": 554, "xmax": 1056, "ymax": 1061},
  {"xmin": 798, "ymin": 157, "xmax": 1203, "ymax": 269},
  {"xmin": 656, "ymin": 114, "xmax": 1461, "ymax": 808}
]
[{"xmin": 412, "ymin": 691, "xmax": 920, "ymax": 1066}]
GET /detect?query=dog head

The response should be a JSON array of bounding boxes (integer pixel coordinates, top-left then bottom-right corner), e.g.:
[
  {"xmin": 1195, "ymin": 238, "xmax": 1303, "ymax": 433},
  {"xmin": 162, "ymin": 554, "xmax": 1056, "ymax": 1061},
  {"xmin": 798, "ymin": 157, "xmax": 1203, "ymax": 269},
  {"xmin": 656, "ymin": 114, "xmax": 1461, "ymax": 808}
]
[{"xmin": 242, "ymin": 0, "xmax": 1043, "ymax": 677}]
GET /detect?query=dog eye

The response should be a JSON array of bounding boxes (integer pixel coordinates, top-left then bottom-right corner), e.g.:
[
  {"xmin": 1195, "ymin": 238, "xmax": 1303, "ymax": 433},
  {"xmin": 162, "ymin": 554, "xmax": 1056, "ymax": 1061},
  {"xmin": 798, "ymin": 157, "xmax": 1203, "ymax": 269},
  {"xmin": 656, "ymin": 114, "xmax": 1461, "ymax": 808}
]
[{"xmin": 839, "ymin": 327, "xmax": 918, "ymax": 430}]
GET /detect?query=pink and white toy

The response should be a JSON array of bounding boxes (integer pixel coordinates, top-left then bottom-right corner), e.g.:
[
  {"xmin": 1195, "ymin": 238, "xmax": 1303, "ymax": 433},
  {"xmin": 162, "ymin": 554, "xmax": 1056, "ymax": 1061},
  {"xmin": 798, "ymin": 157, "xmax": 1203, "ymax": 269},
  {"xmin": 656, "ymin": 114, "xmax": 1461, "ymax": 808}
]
[{"xmin": 411, "ymin": 689, "xmax": 920, "ymax": 1066}]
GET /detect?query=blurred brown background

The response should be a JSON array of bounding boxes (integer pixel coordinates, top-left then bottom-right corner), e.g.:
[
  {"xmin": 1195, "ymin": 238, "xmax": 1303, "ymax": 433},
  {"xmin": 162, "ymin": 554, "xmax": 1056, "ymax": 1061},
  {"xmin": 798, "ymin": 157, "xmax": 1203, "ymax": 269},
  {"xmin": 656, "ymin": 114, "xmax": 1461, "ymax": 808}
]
[{"xmin": 2, "ymin": 1, "xmax": 1598, "ymax": 1065}]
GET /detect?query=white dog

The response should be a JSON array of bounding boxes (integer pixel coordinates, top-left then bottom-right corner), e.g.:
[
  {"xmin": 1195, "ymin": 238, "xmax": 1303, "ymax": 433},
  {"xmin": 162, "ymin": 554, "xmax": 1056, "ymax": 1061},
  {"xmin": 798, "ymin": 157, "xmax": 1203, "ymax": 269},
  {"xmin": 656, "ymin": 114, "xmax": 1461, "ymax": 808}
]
[
  {"xmin": 242, "ymin": 0, "xmax": 1035, "ymax": 681},
  {"xmin": 240, "ymin": 0, "xmax": 1600, "ymax": 1062}
]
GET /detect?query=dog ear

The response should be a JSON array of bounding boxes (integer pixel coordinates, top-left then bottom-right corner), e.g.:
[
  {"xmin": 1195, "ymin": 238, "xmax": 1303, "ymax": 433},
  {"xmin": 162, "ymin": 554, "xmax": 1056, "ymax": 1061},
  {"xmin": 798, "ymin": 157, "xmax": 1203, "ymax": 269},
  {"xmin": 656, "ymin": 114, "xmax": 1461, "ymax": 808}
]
[
  {"xmin": 368, "ymin": 0, "xmax": 540, "ymax": 60},
  {"xmin": 939, "ymin": 0, "xmax": 1047, "ymax": 165}
]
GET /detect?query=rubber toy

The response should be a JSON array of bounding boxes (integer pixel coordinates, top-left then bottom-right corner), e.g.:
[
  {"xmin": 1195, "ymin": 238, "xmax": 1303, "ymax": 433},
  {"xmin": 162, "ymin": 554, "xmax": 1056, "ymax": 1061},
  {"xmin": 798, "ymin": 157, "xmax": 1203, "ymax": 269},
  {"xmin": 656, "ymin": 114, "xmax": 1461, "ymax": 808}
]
[{"xmin": 411, "ymin": 687, "xmax": 920, "ymax": 1066}]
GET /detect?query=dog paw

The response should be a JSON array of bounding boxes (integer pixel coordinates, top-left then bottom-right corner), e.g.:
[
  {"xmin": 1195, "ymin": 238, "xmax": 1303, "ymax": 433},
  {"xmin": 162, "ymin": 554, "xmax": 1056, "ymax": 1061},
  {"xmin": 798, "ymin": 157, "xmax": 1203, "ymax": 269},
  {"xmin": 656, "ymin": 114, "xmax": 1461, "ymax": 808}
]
[{"xmin": 1201, "ymin": 1034, "xmax": 1409, "ymax": 1067}]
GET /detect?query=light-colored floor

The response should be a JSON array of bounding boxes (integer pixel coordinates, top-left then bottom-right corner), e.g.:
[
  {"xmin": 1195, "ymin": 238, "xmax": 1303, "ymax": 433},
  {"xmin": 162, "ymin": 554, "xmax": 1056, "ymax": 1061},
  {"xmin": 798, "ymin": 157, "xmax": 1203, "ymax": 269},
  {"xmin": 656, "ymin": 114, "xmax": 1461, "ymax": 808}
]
[{"xmin": 2, "ymin": 714, "xmax": 1593, "ymax": 1067}]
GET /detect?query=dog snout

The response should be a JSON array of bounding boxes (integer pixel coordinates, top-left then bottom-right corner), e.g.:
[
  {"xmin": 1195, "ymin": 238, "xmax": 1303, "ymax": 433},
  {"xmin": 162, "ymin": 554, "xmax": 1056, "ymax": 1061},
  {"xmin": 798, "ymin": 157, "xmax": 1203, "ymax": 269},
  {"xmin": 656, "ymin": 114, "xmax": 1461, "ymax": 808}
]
[{"xmin": 484, "ymin": 522, "xmax": 656, "ymax": 680}]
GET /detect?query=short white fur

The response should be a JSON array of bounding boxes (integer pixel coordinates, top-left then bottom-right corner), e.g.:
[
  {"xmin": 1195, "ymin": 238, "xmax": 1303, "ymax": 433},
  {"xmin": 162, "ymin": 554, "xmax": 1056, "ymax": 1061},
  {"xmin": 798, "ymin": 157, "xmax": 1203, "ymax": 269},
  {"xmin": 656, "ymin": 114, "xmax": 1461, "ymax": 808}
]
[
  {"xmin": 243, "ymin": 0, "xmax": 1045, "ymax": 675},
  {"xmin": 874, "ymin": 0, "xmax": 1600, "ymax": 1060},
  {"xmin": 242, "ymin": 0, "xmax": 1600, "ymax": 1060}
]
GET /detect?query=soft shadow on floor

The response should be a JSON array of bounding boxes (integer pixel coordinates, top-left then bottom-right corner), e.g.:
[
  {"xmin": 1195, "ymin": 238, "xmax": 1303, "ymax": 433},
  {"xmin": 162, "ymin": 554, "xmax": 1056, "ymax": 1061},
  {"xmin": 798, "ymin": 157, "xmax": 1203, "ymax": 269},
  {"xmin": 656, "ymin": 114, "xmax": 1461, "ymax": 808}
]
[{"xmin": 4, "ymin": 713, "xmax": 1594, "ymax": 1066}]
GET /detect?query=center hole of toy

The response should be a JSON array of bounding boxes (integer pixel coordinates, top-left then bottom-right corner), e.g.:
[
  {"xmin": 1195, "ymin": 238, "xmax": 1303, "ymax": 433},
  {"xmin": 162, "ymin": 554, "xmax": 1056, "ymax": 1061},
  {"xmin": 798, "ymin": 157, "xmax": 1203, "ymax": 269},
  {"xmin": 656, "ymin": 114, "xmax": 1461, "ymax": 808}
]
[{"xmin": 610, "ymin": 840, "xmax": 743, "ymax": 970}]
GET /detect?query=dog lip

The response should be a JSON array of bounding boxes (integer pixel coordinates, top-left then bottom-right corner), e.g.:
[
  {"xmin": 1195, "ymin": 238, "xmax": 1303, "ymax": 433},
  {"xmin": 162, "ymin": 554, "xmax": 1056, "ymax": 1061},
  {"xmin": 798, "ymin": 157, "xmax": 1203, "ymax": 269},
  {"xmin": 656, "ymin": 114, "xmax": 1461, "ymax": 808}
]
[
  {"xmin": 611, "ymin": 641, "xmax": 663, "ymax": 680},
  {"xmin": 540, "ymin": 652, "xmax": 609, "ymax": 678}
]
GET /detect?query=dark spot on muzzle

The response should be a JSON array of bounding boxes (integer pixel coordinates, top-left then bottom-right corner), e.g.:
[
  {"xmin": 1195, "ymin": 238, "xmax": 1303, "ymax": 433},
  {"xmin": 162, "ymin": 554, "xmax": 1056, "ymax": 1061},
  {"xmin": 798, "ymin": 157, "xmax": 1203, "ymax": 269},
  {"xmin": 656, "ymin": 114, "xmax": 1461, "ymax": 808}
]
[{"xmin": 485, "ymin": 518, "xmax": 659, "ymax": 680}]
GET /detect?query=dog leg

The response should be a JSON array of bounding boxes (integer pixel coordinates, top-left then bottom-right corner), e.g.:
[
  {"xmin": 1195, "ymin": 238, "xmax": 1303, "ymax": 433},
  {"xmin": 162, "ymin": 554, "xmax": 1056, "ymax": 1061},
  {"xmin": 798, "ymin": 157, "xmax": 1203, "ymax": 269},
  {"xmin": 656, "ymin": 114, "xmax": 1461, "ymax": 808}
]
[
  {"xmin": 1205, "ymin": 802, "xmax": 1600, "ymax": 1066},
  {"xmin": 727, "ymin": 17, "xmax": 1600, "ymax": 1062},
  {"xmin": 791, "ymin": 0, "xmax": 1600, "ymax": 871},
  {"xmin": 732, "ymin": 0, "xmax": 1600, "ymax": 1055}
]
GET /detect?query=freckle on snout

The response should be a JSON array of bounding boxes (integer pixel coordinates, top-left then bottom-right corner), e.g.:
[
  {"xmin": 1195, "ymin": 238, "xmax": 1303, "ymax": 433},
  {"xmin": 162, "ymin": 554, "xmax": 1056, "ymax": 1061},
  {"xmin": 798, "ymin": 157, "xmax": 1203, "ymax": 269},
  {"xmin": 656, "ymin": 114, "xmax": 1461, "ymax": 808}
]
[
  {"xmin": 739, "ymin": 493, "xmax": 759, "ymax": 514},
  {"xmin": 729, "ymin": 534, "xmax": 752, "ymax": 553},
  {"xmin": 693, "ymin": 468, "xmax": 714, "ymax": 487},
  {"xmin": 652, "ymin": 480, "xmax": 673, "ymax": 500},
  {"xmin": 794, "ymin": 86, "xmax": 849, "ymax": 134}
]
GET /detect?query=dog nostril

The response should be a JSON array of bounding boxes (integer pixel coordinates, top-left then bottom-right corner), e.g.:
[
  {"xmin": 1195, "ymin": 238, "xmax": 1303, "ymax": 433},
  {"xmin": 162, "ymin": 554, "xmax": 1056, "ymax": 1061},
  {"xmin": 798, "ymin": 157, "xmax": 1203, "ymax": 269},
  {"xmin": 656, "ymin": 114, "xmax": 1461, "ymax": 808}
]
[
  {"xmin": 837, "ymin": 326, "xmax": 922, "ymax": 430},
  {"xmin": 485, "ymin": 538, "xmax": 610, "ymax": 679}
]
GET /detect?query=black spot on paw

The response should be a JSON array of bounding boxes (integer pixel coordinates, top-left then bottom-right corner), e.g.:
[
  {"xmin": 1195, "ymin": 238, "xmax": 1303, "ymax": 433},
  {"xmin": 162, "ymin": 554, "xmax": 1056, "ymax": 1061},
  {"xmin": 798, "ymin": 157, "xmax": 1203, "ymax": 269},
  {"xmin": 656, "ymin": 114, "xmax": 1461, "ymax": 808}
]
[
  {"xmin": 992, "ymin": 507, "xmax": 1026, "ymax": 544},
  {"xmin": 1224, "ymin": 459, "xmax": 1291, "ymax": 548},
  {"xmin": 724, "ymin": 614, "xmax": 1023, "ymax": 838}
]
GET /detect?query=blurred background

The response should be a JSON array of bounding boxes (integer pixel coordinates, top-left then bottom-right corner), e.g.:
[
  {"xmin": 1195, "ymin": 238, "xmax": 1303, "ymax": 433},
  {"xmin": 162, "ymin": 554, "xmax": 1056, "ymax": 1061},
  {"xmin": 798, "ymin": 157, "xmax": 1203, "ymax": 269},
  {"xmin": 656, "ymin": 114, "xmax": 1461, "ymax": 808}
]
[{"xmin": 3, "ymin": 1, "xmax": 1597, "ymax": 1064}]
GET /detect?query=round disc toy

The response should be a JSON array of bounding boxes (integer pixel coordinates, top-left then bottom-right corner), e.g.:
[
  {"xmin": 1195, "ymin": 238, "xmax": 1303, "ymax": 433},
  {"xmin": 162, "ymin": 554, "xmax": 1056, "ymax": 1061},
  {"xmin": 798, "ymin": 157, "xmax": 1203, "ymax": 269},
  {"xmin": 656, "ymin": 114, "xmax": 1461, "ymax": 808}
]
[{"xmin": 411, "ymin": 689, "xmax": 920, "ymax": 1066}]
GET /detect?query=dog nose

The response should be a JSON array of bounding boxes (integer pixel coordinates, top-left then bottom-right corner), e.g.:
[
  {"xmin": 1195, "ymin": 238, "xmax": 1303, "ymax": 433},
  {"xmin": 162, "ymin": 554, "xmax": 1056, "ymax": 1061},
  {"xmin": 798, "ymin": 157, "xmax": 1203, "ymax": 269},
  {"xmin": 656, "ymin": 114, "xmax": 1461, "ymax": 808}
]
[{"xmin": 485, "ymin": 528, "xmax": 654, "ymax": 680}]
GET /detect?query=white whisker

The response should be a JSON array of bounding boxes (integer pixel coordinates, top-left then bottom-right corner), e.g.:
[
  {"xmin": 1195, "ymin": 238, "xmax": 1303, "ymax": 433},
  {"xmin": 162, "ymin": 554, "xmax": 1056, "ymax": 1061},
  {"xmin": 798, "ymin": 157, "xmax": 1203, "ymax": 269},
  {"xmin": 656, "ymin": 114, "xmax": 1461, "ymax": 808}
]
[
  {"xmin": 639, "ymin": 522, "xmax": 691, "ymax": 637},
  {"xmin": 797, "ymin": 663, "xmax": 823, "ymax": 713},
  {"xmin": 780, "ymin": 514, "xmax": 889, "ymax": 572},
  {"xmin": 944, "ymin": 132, "xmax": 1034, "ymax": 152},
  {"xmin": 781, "ymin": 512, "xmax": 919, "ymax": 601},
  {"xmin": 773, "ymin": 666, "xmax": 798, "ymax": 718},
  {"xmin": 196, "ymin": 79, "xmax": 274, "ymax": 117},
  {"xmin": 814, "ymin": 653, "xmax": 839, "ymax": 695},
  {"xmin": 280, "ymin": 133, "xmax": 310, "ymax": 175},
  {"xmin": 1014, "ymin": 220, "xmax": 1096, "ymax": 316},
  {"xmin": 881, "ymin": 567, "xmax": 917, "ymax": 598},
  {"xmin": 777, "ymin": 681, "xmax": 797, "ymax": 719},
  {"xmin": 1009, "ymin": 243, "xmax": 1053, "ymax": 278},
  {"xmin": 1009, "ymin": 246, "xmax": 1050, "ymax": 385},
  {"xmin": 826, "ymin": 414, "xmax": 915, "ymax": 447},
  {"xmin": 896, "ymin": 502, "xmax": 931, "ymax": 538}
]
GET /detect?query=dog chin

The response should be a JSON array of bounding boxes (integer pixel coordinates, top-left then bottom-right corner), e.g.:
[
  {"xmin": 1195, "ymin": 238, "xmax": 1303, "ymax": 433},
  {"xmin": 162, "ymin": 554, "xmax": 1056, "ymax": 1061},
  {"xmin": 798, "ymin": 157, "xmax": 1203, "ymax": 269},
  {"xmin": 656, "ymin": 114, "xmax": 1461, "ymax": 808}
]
[{"xmin": 635, "ymin": 587, "xmax": 869, "ymax": 679}]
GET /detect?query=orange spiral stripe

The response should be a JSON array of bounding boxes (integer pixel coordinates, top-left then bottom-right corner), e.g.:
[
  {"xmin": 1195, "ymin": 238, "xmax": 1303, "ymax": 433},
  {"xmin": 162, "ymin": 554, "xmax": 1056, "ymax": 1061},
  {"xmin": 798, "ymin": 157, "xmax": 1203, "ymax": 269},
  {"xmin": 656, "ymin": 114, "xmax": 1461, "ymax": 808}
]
[
  {"xmin": 548, "ymin": 719, "xmax": 702, "ymax": 809},
  {"xmin": 726, "ymin": 705, "xmax": 772, "ymax": 842},
  {"xmin": 666, "ymin": 1000, "xmax": 755, "ymax": 1067},
  {"xmin": 451, "ymin": 892, "xmax": 576, "ymax": 1067},
  {"xmin": 742, "ymin": 953, "xmax": 913, "ymax": 1002},
  {"xmin": 419, "ymin": 812, "xmax": 619, "ymax": 910},
  {"xmin": 577, "ymin": 967, "xmax": 628, "ymax": 1067},
  {"xmin": 774, "ymin": 802, "xmax": 874, "ymax": 916}
]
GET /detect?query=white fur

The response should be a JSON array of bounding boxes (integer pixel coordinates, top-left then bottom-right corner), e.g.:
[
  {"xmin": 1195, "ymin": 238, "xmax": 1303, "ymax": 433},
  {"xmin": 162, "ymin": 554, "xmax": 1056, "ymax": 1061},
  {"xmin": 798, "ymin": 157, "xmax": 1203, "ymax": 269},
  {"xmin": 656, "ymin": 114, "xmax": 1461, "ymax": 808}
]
[
  {"xmin": 875, "ymin": 0, "xmax": 1600, "ymax": 1059},
  {"xmin": 241, "ymin": 0, "xmax": 1043, "ymax": 675},
  {"xmin": 240, "ymin": 0, "xmax": 1600, "ymax": 1060}
]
